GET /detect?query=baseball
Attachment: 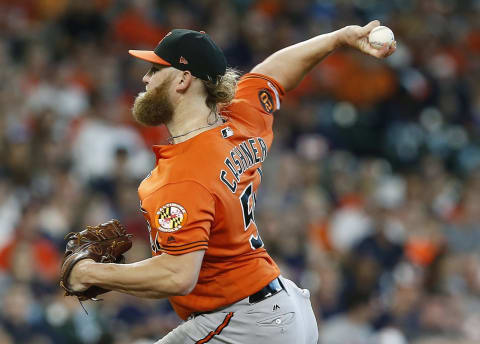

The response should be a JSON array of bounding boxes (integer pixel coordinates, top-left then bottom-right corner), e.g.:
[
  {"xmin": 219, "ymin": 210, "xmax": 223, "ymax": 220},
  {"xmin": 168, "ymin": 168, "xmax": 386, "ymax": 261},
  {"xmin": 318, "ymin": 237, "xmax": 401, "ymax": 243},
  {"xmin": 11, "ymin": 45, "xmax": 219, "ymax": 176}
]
[{"xmin": 368, "ymin": 25, "xmax": 395, "ymax": 49}]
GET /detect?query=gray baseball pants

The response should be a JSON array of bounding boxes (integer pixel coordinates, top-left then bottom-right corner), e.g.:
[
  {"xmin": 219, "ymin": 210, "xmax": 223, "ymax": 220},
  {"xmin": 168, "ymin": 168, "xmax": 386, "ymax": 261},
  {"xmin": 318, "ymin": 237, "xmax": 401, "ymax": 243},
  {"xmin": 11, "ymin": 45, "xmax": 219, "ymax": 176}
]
[{"xmin": 155, "ymin": 276, "xmax": 318, "ymax": 344}]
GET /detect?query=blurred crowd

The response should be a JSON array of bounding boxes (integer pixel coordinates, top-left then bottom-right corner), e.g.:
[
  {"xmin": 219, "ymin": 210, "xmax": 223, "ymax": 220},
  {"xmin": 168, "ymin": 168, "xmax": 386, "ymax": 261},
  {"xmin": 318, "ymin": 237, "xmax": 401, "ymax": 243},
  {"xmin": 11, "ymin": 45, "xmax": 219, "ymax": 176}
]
[{"xmin": 1, "ymin": 0, "xmax": 480, "ymax": 343}]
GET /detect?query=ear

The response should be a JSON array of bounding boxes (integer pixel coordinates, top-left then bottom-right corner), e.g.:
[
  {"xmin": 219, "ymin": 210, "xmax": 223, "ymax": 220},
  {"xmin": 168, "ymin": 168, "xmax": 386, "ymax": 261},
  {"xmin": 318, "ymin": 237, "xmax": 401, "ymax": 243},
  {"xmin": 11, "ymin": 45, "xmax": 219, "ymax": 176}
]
[{"xmin": 175, "ymin": 71, "xmax": 193, "ymax": 93}]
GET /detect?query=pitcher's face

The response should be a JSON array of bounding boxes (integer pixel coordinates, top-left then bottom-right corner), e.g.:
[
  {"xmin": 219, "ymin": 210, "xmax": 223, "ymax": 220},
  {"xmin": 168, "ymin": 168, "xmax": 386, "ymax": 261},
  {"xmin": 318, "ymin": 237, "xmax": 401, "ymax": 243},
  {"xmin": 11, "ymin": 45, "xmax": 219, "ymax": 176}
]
[{"xmin": 132, "ymin": 66, "xmax": 175, "ymax": 126}]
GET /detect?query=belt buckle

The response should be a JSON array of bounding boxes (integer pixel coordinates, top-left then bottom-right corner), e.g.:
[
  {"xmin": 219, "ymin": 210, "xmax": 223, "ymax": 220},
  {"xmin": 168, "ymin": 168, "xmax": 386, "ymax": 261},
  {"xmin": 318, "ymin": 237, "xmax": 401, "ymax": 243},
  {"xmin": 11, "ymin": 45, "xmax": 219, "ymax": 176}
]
[
  {"xmin": 249, "ymin": 278, "xmax": 284, "ymax": 304},
  {"xmin": 269, "ymin": 278, "xmax": 282, "ymax": 292},
  {"xmin": 264, "ymin": 278, "xmax": 283, "ymax": 299}
]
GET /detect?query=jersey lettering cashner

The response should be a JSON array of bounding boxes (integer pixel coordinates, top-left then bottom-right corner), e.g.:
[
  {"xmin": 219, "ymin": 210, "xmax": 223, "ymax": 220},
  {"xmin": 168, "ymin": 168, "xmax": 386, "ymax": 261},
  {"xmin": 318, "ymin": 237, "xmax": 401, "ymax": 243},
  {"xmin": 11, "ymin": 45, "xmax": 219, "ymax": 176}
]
[
  {"xmin": 137, "ymin": 73, "xmax": 285, "ymax": 320},
  {"xmin": 219, "ymin": 136, "xmax": 268, "ymax": 193}
]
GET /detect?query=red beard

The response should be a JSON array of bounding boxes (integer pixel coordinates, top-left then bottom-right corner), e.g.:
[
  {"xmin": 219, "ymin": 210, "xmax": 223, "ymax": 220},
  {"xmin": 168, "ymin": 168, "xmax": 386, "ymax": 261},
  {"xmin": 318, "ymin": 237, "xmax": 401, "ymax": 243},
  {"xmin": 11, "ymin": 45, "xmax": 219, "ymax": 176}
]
[{"xmin": 132, "ymin": 77, "xmax": 174, "ymax": 126}]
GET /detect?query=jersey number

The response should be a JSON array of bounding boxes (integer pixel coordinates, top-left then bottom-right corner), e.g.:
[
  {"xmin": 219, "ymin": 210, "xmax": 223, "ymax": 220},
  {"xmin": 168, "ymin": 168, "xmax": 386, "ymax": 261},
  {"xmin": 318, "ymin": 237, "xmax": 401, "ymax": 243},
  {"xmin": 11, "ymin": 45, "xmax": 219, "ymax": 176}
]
[{"xmin": 239, "ymin": 183, "xmax": 264, "ymax": 250}]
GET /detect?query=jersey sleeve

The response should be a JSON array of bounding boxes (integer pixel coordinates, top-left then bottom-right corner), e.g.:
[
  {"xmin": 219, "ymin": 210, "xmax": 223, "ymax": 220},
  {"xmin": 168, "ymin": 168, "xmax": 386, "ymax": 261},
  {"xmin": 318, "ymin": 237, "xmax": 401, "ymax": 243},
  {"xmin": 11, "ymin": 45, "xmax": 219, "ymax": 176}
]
[
  {"xmin": 223, "ymin": 73, "xmax": 285, "ymax": 132},
  {"xmin": 142, "ymin": 181, "xmax": 215, "ymax": 255}
]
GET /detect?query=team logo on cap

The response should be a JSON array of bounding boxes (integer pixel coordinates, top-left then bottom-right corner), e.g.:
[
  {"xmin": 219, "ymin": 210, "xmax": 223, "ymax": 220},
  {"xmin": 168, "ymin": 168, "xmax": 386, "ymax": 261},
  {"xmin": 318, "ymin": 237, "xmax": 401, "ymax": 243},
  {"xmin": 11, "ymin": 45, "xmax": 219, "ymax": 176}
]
[
  {"xmin": 156, "ymin": 203, "xmax": 187, "ymax": 232},
  {"xmin": 179, "ymin": 56, "xmax": 189, "ymax": 64}
]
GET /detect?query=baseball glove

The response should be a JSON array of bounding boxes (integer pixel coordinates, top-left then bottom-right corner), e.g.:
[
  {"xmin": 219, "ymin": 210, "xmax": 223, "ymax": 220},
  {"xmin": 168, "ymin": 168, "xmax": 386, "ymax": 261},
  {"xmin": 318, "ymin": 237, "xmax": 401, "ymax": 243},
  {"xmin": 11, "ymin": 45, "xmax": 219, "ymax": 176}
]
[{"xmin": 59, "ymin": 219, "xmax": 133, "ymax": 301}]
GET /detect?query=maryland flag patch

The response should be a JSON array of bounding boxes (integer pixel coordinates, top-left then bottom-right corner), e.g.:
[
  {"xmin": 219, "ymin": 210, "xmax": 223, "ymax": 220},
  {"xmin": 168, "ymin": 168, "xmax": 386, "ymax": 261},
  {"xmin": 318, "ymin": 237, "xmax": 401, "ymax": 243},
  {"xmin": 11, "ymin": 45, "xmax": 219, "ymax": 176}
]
[{"xmin": 156, "ymin": 203, "xmax": 187, "ymax": 232}]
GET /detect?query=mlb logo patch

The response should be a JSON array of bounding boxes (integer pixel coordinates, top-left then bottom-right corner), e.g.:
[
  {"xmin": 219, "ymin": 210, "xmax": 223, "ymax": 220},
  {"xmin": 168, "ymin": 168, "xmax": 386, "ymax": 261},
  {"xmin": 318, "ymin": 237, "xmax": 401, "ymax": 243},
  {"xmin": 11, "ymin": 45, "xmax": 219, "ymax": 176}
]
[{"xmin": 221, "ymin": 127, "xmax": 234, "ymax": 138}]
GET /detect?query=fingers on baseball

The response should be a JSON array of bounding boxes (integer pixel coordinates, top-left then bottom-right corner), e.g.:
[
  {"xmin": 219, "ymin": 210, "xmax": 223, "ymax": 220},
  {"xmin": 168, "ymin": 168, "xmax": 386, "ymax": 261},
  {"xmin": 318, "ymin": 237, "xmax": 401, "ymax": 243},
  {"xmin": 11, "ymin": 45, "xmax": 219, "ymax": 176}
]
[
  {"xmin": 378, "ymin": 42, "xmax": 390, "ymax": 57},
  {"xmin": 371, "ymin": 41, "xmax": 396, "ymax": 58},
  {"xmin": 362, "ymin": 44, "xmax": 385, "ymax": 58},
  {"xmin": 381, "ymin": 41, "xmax": 397, "ymax": 58},
  {"xmin": 388, "ymin": 41, "xmax": 397, "ymax": 55},
  {"xmin": 362, "ymin": 20, "xmax": 380, "ymax": 36}
]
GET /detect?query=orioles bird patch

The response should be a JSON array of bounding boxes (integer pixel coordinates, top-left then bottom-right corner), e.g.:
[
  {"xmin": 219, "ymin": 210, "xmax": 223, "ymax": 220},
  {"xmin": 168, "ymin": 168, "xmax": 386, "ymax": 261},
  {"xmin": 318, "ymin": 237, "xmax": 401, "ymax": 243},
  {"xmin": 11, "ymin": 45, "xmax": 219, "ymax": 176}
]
[
  {"xmin": 156, "ymin": 203, "xmax": 187, "ymax": 232},
  {"xmin": 258, "ymin": 89, "xmax": 274, "ymax": 113}
]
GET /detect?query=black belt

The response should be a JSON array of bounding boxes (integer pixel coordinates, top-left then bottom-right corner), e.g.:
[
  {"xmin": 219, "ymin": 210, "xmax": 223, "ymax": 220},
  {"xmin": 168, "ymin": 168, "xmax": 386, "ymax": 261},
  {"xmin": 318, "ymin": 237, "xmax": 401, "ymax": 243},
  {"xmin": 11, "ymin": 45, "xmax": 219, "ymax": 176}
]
[{"xmin": 249, "ymin": 278, "xmax": 284, "ymax": 303}]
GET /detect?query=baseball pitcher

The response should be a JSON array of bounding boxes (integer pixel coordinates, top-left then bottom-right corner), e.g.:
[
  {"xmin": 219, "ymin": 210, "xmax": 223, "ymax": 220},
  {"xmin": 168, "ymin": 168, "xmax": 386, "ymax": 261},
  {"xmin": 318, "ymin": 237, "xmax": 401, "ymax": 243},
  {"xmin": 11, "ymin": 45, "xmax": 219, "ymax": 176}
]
[{"xmin": 63, "ymin": 21, "xmax": 395, "ymax": 343}]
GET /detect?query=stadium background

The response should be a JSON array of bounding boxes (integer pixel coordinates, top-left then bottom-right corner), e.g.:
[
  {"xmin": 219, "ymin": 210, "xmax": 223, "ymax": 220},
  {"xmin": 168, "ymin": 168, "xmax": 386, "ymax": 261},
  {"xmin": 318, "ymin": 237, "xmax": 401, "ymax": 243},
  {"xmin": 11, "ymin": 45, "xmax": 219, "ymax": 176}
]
[{"xmin": 1, "ymin": 0, "xmax": 480, "ymax": 343}]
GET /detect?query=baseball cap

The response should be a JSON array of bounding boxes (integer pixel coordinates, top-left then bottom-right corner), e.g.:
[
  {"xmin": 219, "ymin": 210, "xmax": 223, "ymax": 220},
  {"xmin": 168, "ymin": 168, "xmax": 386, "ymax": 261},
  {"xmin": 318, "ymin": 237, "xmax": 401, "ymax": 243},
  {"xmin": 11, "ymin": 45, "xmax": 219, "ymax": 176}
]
[{"xmin": 129, "ymin": 29, "xmax": 227, "ymax": 82}]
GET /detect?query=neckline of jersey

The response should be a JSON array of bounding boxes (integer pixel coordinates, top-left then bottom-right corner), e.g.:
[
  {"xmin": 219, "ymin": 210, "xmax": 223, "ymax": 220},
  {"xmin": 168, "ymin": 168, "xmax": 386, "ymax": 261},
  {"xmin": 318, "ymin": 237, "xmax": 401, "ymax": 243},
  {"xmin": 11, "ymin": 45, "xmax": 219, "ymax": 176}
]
[{"xmin": 152, "ymin": 120, "xmax": 230, "ymax": 160}]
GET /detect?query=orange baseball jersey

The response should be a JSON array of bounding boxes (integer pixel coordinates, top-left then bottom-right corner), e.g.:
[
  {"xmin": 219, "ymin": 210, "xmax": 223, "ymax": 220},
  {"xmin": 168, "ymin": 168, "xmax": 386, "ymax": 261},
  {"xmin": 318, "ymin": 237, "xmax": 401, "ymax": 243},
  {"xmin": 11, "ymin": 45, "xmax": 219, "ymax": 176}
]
[{"xmin": 138, "ymin": 73, "xmax": 285, "ymax": 320}]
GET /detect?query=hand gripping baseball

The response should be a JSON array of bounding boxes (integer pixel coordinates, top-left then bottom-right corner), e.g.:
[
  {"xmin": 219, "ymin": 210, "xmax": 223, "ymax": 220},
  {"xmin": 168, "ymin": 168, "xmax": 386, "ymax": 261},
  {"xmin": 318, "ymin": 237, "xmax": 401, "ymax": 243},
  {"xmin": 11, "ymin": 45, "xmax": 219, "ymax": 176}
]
[
  {"xmin": 59, "ymin": 219, "xmax": 133, "ymax": 301},
  {"xmin": 340, "ymin": 20, "xmax": 397, "ymax": 59}
]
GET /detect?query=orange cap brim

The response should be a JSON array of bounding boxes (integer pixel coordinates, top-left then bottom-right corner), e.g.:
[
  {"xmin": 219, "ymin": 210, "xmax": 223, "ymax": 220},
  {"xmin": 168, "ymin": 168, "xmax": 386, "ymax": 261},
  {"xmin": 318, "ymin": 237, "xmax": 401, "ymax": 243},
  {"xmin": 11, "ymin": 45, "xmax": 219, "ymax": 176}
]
[{"xmin": 128, "ymin": 50, "xmax": 171, "ymax": 66}]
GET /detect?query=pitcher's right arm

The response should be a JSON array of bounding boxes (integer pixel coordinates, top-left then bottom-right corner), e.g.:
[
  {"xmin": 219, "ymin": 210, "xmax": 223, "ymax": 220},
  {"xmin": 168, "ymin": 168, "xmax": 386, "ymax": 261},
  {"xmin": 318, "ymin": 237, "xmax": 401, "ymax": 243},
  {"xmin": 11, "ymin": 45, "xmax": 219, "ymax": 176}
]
[{"xmin": 251, "ymin": 20, "xmax": 396, "ymax": 92}]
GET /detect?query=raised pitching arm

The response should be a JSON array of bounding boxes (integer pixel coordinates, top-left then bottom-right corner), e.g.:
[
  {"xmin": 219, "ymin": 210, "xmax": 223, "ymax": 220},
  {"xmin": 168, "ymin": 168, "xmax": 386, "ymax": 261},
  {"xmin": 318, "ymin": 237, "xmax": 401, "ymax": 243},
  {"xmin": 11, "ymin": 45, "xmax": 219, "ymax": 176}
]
[{"xmin": 251, "ymin": 21, "xmax": 396, "ymax": 92}]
